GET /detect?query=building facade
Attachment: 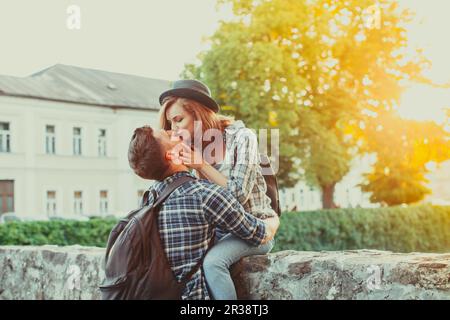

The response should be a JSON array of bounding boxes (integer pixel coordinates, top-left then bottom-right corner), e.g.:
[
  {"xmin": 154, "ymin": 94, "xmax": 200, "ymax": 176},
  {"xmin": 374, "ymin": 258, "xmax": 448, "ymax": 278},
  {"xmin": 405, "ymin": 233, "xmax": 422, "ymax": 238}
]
[
  {"xmin": 278, "ymin": 154, "xmax": 378, "ymax": 212},
  {"xmin": 0, "ymin": 64, "xmax": 169, "ymax": 218}
]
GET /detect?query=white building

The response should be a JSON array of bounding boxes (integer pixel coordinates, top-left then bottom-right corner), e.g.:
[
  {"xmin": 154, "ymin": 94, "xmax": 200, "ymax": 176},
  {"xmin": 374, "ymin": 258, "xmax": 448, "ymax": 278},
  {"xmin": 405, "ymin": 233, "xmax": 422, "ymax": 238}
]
[
  {"xmin": 279, "ymin": 155, "xmax": 378, "ymax": 212},
  {"xmin": 279, "ymin": 155, "xmax": 450, "ymax": 212},
  {"xmin": 0, "ymin": 64, "xmax": 170, "ymax": 218},
  {"xmin": 425, "ymin": 160, "xmax": 450, "ymax": 206}
]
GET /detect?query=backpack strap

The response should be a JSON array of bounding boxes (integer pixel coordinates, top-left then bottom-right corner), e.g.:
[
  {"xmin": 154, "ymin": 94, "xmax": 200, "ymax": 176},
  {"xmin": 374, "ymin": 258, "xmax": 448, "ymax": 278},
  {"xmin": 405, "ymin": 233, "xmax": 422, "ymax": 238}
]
[
  {"xmin": 151, "ymin": 174, "xmax": 215, "ymax": 286},
  {"xmin": 153, "ymin": 175, "xmax": 195, "ymax": 208},
  {"xmin": 136, "ymin": 175, "xmax": 195, "ymax": 221},
  {"xmin": 140, "ymin": 189, "xmax": 152, "ymax": 207},
  {"xmin": 136, "ymin": 174, "xmax": 196, "ymax": 264},
  {"xmin": 259, "ymin": 153, "xmax": 271, "ymax": 169}
]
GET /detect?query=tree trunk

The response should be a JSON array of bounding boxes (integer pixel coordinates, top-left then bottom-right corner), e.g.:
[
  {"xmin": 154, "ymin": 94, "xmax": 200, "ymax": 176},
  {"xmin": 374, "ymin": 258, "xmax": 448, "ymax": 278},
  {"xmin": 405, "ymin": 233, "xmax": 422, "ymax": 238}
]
[{"xmin": 321, "ymin": 183, "xmax": 337, "ymax": 209}]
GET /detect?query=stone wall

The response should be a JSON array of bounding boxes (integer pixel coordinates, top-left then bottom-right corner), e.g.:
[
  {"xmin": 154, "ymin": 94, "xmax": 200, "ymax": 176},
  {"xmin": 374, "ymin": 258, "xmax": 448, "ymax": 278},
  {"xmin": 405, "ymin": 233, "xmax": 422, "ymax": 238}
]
[
  {"xmin": 0, "ymin": 245, "xmax": 104, "ymax": 300},
  {"xmin": 0, "ymin": 245, "xmax": 449, "ymax": 300}
]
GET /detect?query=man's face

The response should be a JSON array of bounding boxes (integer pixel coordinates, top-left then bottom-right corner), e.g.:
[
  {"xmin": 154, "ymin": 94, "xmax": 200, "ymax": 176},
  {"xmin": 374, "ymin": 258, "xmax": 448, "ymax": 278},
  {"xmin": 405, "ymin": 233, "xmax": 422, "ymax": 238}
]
[{"xmin": 152, "ymin": 129, "xmax": 181, "ymax": 153}]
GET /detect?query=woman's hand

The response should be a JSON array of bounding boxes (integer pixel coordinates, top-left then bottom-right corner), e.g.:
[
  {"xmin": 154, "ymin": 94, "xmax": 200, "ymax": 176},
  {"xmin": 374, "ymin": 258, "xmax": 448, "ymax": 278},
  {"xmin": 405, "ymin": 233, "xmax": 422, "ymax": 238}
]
[
  {"xmin": 171, "ymin": 142, "xmax": 205, "ymax": 170},
  {"xmin": 167, "ymin": 140, "xmax": 229, "ymax": 188},
  {"xmin": 261, "ymin": 215, "xmax": 280, "ymax": 244}
]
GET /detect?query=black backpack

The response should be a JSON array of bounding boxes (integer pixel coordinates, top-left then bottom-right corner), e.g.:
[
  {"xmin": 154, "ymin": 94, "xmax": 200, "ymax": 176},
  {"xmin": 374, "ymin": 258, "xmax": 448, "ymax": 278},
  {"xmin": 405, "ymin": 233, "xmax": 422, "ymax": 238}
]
[
  {"xmin": 259, "ymin": 153, "xmax": 282, "ymax": 217},
  {"xmin": 99, "ymin": 175, "xmax": 207, "ymax": 300}
]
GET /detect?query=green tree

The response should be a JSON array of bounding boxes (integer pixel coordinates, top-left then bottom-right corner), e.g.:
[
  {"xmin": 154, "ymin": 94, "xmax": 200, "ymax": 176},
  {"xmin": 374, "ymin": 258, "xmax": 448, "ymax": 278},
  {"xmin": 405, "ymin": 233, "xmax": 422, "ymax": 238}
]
[{"xmin": 183, "ymin": 0, "xmax": 431, "ymax": 208}]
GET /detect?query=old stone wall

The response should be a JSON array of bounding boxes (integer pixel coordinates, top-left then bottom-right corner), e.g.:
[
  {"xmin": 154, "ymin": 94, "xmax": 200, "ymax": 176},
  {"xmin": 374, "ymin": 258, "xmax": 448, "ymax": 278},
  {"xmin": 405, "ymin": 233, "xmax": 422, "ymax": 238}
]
[{"xmin": 1, "ymin": 246, "xmax": 449, "ymax": 300}]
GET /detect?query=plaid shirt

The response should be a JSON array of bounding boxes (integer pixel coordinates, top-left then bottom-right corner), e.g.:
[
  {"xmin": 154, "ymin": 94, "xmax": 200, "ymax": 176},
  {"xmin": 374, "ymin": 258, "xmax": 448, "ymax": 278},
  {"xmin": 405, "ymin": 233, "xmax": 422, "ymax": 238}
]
[
  {"xmin": 147, "ymin": 171, "xmax": 267, "ymax": 300},
  {"xmin": 214, "ymin": 120, "xmax": 277, "ymax": 219}
]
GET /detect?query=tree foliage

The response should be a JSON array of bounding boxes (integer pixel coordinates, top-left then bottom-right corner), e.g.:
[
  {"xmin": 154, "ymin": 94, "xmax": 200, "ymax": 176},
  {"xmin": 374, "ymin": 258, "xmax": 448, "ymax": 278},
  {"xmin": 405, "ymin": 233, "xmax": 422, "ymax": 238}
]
[
  {"xmin": 183, "ymin": 0, "xmax": 440, "ymax": 207},
  {"xmin": 360, "ymin": 113, "xmax": 450, "ymax": 205}
]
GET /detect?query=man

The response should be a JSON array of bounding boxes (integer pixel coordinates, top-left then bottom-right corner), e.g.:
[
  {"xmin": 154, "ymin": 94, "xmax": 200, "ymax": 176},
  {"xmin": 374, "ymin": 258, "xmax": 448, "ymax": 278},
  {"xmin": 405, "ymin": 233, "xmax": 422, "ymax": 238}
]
[{"xmin": 128, "ymin": 126, "xmax": 279, "ymax": 300}]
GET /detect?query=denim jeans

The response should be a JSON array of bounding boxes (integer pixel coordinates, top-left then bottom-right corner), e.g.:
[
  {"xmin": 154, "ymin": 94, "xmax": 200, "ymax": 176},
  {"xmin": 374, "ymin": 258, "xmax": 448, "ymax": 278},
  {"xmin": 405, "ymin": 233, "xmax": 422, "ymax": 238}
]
[{"xmin": 203, "ymin": 233, "xmax": 275, "ymax": 300}]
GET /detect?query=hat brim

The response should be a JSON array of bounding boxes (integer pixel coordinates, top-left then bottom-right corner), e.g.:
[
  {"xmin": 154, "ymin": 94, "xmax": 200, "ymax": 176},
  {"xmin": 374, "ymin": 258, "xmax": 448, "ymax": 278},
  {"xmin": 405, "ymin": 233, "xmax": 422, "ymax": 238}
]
[{"xmin": 159, "ymin": 88, "xmax": 220, "ymax": 113}]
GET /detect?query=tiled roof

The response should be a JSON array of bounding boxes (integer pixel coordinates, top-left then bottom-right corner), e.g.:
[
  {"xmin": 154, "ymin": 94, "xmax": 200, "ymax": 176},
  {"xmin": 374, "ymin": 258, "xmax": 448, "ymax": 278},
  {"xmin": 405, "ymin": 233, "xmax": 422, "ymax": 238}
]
[{"xmin": 0, "ymin": 64, "xmax": 172, "ymax": 110}]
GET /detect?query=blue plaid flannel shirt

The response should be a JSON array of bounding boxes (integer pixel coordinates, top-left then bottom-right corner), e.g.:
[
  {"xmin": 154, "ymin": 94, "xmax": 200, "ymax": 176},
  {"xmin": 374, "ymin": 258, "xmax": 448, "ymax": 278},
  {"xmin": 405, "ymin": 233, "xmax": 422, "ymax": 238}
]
[{"xmin": 147, "ymin": 171, "xmax": 267, "ymax": 300}]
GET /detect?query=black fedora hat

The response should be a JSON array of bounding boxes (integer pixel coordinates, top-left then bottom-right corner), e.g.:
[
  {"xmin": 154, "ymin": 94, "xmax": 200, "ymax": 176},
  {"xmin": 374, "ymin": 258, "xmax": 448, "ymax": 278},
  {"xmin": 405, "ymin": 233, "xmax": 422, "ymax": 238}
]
[{"xmin": 159, "ymin": 79, "xmax": 220, "ymax": 113}]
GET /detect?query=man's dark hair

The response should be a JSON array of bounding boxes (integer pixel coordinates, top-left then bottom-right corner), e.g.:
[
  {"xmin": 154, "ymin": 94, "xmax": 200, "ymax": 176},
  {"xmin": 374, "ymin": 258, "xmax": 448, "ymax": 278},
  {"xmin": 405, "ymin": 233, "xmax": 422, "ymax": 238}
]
[{"xmin": 128, "ymin": 126, "xmax": 169, "ymax": 181}]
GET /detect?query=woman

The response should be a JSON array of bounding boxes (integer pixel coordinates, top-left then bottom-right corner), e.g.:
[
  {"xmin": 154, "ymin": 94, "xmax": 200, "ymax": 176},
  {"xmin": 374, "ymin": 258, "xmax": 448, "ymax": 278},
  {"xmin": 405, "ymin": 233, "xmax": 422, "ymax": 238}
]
[{"xmin": 158, "ymin": 79, "xmax": 278, "ymax": 300}]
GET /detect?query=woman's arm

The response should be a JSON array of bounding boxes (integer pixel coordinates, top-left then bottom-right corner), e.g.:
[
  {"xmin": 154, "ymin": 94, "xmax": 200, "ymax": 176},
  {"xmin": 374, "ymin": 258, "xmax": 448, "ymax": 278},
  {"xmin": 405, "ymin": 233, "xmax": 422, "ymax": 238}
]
[
  {"xmin": 176, "ymin": 128, "xmax": 260, "ymax": 204},
  {"xmin": 222, "ymin": 129, "xmax": 259, "ymax": 204},
  {"xmin": 197, "ymin": 162, "xmax": 228, "ymax": 187},
  {"xmin": 175, "ymin": 142, "xmax": 229, "ymax": 186}
]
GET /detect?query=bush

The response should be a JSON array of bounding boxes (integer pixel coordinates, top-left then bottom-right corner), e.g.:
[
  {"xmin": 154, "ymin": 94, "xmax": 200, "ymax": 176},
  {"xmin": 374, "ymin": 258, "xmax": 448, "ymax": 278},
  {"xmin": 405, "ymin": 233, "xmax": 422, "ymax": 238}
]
[
  {"xmin": 0, "ymin": 217, "xmax": 117, "ymax": 247},
  {"xmin": 272, "ymin": 204, "xmax": 450, "ymax": 253},
  {"xmin": 1, "ymin": 205, "xmax": 449, "ymax": 253}
]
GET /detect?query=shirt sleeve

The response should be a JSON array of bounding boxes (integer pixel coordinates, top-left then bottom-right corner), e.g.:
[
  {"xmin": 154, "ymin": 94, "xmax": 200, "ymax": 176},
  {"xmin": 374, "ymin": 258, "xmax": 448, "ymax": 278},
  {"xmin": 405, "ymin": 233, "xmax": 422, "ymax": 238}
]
[
  {"xmin": 226, "ymin": 128, "xmax": 260, "ymax": 204},
  {"xmin": 203, "ymin": 184, "xmax": 266, "ymax": 246}
]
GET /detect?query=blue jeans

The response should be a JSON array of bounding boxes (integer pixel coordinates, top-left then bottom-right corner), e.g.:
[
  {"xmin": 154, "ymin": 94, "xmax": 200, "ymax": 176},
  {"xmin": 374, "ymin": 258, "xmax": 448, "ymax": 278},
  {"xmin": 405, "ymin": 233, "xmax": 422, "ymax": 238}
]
[{"xmin": 203, "ymin": 233, "xmax": 275, "ymax": 300}]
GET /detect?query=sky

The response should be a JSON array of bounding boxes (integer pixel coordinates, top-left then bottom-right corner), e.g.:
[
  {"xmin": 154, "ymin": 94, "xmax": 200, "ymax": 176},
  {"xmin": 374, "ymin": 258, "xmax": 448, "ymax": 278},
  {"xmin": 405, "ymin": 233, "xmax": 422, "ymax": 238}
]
[
  {"xmin": 395, "ymin": 0, "xmax": 450, "ymax": 123},
  {"xmin": 0, "ymin": 0, "xmax": 228, "ymax": 80},
  {"xmin": 0, "ymin": 0, "xmax": 448, "ymax": 123}
]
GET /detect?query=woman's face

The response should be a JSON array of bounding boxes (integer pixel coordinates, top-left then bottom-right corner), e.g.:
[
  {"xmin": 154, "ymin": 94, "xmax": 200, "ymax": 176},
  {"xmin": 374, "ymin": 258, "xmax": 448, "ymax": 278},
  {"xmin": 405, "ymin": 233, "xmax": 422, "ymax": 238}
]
[{"xmin": 165, "ymin": 100, "xmax": 195, "ymax": 139}]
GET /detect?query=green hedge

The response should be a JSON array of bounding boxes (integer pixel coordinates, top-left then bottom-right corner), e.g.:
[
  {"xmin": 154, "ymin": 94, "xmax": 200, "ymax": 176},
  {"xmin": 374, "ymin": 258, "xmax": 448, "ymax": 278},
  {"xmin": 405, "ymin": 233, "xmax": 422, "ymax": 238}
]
[
  {"xmin": 0, "ymin": 205, "xmax": 449, "ymax": 253},
  {"xmin": 273, "ymin": 204, "xmax": 450, "ymax": 253},
  {"xmin": 0, "ymin": 217, "xmax": 117, "ymax": 247}
]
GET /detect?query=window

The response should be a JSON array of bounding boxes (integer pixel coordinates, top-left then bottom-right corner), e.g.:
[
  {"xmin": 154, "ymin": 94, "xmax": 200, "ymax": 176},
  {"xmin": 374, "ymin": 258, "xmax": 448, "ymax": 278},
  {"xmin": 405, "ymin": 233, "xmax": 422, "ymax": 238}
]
[
  {"xmin": 46, "ymin": 191, "xmax": 57, "ymax": 216},
  {"xmin": 74, "ymin": 191, "xmax": 83, "ymax": 214},
  {"xmin": 99, "ymin": 190, "xmax": 108, "ymax": 215},
  {"xmin": 137, "ymin": 190, "xmax": 145, "ymax": 206},
  {"xmin": 98, "ymin": 129, "xmax": 107, "ymax": 157},
  {"xmin": 73, "ymin": 127, "xmax": 82, "ymax": 155},
  {"xmin": 45, "ymin": 125, "xmax": 56, "ymax": 154},
  {"xmin": 0, "ymin": 180, "xmax": 14, "ymax": 214},
  {"xmin": 0, "ymin": 122, "xmax": 11, "ymax": 153}
]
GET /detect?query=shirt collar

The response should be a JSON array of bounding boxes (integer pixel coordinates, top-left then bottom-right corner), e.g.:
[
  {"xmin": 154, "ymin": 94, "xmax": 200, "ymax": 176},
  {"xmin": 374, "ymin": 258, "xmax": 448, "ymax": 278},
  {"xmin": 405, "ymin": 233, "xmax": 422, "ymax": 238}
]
[{"xmin": 152, "ymin": 171, "xmax": 196, "ymax": 195}]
